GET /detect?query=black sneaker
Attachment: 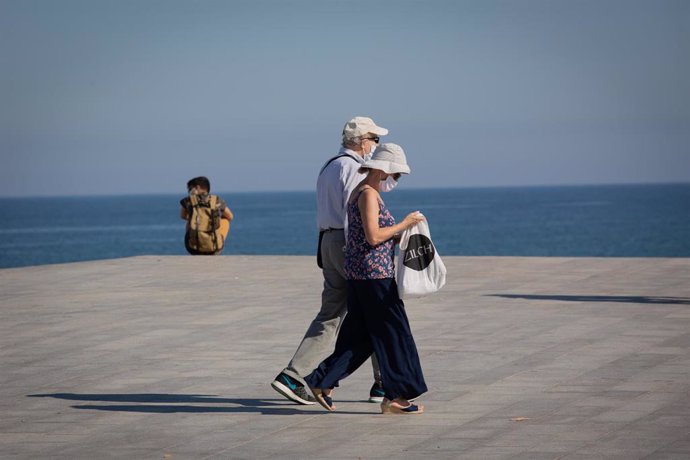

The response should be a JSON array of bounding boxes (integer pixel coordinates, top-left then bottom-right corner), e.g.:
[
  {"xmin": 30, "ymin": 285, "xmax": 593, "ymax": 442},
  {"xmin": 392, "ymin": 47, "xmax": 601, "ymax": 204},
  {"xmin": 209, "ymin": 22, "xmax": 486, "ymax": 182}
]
[
  {"xmin": 368, "ymin": 381, "xmax": 385, "ymax": 403},
  {"xmin": 271, "ymin": 372, "xmax": 316, "ymax": 405}
]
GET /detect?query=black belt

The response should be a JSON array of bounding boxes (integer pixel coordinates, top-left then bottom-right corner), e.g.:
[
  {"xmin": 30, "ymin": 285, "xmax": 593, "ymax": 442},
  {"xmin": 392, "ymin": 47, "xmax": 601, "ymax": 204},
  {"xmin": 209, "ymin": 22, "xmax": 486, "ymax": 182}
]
[{"xmin": 321, "ymin": 228, "xmax": 344, "ymax": 232}]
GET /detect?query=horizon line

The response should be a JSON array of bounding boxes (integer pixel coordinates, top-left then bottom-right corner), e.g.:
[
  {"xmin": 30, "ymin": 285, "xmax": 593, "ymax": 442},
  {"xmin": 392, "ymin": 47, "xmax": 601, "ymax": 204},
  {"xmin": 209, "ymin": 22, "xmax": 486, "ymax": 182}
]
[{"xmin": 1, "ymin": 180, "xmax": 689, "ymax": 200}]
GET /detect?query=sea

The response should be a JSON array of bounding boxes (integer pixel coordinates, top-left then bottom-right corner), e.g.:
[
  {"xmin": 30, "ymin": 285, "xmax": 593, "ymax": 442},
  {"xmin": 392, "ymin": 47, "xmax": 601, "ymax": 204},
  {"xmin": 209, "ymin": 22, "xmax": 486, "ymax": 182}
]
[{"xmin": 1, "ymin": 184, "xmax": 689, "ymax": 269}]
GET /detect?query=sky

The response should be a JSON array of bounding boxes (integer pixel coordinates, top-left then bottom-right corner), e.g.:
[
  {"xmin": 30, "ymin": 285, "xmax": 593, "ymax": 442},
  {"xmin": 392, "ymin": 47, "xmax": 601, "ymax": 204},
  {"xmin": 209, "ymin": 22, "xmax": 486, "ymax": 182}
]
[{"xmin": 1, "ymin": 0, "xmax": 689, "ymax": 197}]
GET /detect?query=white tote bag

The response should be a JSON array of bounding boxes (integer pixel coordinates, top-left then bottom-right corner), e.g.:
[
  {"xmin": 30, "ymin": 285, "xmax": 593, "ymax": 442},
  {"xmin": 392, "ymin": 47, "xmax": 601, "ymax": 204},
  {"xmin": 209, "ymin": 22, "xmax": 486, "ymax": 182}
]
[{"xmin": 396, "ymin": 219, "xmax": 447, "ymax": 299}]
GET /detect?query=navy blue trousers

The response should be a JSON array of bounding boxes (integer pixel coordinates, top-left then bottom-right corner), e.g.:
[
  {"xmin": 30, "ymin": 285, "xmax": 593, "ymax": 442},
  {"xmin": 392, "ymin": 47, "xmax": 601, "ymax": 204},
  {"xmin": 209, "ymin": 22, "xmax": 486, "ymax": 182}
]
[{"xmin": 305, "ymin": 278, "xmax": 427, "ymax": 401}]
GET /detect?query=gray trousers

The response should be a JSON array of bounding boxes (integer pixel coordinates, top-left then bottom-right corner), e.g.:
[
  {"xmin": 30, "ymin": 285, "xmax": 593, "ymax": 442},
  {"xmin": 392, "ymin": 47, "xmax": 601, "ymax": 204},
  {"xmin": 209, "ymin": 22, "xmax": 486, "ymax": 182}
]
[{"xmin": 283, "ymin": 229, "xmax": 381, "ymax": 384}]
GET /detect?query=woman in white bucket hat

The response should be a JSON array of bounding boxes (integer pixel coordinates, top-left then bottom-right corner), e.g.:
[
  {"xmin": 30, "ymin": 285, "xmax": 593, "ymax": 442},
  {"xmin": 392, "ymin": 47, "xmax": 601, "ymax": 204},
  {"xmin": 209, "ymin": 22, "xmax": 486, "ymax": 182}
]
[{"xmin": 305, "ymin": 143, "xmax": 428, "ymax": 414}]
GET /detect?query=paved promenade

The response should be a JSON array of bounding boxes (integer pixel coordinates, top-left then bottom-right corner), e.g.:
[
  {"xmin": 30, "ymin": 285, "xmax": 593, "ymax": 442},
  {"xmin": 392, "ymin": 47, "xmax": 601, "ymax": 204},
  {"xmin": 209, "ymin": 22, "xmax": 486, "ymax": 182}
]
[{"xmin": 1, "ymin": 255, "xmax": 689, "ymax": 459}]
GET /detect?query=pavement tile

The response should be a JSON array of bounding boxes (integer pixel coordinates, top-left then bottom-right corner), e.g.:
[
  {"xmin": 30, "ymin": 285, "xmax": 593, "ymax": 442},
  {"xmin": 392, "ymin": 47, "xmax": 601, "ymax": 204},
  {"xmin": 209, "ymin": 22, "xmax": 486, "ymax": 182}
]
[
  {"xmin": 643, "ymin": 454, "xmax": 690, "ymax": 460},
  {"xmin": 509, "ymin": 453, "xmax": 566, "ymax": 460}
]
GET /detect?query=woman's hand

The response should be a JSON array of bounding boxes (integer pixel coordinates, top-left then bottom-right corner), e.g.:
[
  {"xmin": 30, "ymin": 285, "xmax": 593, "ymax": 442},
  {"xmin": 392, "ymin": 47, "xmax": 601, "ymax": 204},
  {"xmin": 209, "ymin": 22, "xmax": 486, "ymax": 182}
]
[{"xmin": 402, "ymin": 211, "xmax": 425, "ymax": 229}]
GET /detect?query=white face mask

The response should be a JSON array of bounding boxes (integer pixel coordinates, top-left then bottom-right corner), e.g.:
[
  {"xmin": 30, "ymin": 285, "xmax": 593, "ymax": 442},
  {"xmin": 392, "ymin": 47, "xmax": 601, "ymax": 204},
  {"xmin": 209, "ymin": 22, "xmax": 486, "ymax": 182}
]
[{"xmin": 380, "ymin": 175, "xmax": 399, "ymax": 193}]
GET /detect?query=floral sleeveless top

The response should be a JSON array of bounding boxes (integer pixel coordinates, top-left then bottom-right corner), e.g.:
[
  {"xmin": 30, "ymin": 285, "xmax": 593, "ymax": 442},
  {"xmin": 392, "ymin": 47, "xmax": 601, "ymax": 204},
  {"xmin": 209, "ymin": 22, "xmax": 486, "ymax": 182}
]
[{"xmin": 344, "ymin": 188, "xmax": 396, "ymax": 280}]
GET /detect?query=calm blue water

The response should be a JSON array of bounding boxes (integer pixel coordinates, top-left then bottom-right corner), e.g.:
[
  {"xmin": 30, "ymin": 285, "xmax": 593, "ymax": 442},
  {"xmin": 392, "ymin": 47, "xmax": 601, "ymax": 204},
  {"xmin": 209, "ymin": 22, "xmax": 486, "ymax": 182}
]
[{"xmin": 1, "ymin": 184, "xmax": 689, "ymax": 269}]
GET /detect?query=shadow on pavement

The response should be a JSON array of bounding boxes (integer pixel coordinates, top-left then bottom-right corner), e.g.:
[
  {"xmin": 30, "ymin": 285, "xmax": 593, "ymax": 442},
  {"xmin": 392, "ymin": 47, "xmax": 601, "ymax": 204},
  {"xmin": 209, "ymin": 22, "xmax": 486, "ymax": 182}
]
[
  {"xmin": 487, "ymin": 294, "xmax": 690, "ymax": 305},
  {"xmin": 27, "ymin": 393, "xmax": 369, "ymax": 415},
  {"xmin": 28, "ymin": 393, "xmax": 308, "ymax": 415}
]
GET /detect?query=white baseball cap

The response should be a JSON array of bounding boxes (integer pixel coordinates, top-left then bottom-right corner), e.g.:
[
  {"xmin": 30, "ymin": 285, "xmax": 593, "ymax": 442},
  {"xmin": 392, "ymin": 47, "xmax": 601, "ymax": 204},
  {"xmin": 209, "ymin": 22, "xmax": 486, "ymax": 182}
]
[
  {"xmin": 361, "ymin": 143, "xmax": 411, "ymax": 175},
  {"xmin": 342, "ymin": 116, "xmax": 389, "ymax": 138}
]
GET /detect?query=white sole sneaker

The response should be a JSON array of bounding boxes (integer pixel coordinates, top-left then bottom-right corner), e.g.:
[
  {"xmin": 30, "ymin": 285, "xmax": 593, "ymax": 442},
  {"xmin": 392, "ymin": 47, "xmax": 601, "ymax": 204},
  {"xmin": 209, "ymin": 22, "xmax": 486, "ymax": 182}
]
[{"xmin": 271, "ymin": 379, "xmax": 316, "ymax": 405}]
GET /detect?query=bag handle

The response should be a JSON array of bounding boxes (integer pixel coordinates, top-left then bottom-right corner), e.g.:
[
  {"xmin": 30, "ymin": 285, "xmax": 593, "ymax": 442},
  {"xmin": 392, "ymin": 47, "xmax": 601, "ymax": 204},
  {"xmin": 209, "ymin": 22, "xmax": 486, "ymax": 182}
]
[
  {"xmin": 399, "ymin": 219, "xmax": 430, "ymax": 251},
  {"xmin": 319, "ymin": 153, "xmax": 359, "ymax": 175}
]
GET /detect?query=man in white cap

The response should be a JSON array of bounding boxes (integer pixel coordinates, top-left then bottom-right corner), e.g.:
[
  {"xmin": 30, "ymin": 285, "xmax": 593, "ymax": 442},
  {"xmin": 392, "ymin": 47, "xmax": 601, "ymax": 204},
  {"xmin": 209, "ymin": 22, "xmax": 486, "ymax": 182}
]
[{"xmin": 271, "ymin": 116, "xmax": 389, "ymax": 405}]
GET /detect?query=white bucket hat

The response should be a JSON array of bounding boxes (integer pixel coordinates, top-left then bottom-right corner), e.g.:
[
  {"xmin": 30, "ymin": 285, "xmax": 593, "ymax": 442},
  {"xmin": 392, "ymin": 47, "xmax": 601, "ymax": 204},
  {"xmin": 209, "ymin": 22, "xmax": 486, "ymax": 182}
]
[
  {"xmin": 342, "ymin": 116, "xmax": 389, "ymax": 138},
  {"xmin": 361, "ymin": 143, "xmax": 411, "ymax": 175}
]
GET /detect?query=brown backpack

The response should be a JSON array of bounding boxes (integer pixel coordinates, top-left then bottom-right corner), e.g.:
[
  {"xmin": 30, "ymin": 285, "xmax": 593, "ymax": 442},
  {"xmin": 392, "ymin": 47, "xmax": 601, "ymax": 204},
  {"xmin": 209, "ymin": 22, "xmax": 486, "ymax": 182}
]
[{"xmin": 185, "ymin": 194, "xmax": 224, "ymax": 255}]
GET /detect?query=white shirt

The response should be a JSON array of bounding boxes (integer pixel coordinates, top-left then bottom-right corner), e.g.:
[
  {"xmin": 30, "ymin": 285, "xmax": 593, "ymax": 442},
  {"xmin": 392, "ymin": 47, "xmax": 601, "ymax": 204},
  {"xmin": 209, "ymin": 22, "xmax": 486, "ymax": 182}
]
[{"xmin": 316, "ymin": 147, "xmax": 367, "ymax": 231}]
